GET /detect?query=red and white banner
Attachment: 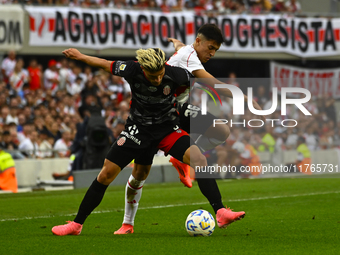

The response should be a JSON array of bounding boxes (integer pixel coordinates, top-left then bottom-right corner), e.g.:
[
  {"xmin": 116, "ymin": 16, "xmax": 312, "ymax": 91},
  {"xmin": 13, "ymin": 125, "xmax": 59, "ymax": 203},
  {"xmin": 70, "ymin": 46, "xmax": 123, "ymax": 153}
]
[
  {"xmin": 270, "ymin": 61, "xmax": 340, "ymax": 98},
  {"xmin": 25, "ymin": 7, "xmax": 340, "ymax": 58},
  {"xmin": 0, "ymin": 5, "xmax": 24, "ymax": 51}
]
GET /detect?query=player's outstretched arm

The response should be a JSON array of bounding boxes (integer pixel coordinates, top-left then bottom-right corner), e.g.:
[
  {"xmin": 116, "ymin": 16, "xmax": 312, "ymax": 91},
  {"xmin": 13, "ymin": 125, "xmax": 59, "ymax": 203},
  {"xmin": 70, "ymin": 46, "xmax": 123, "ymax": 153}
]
[
  {"xmin": 62, "ymin": 48, "xmax": 112, "ymax": 73},
  {"xmin": 192, "ymin": 69, "xmax": 266, "ymax": 121},
  {"xmin": 168, "ymin": 38, "xmax": 185, "ymax": 52}
]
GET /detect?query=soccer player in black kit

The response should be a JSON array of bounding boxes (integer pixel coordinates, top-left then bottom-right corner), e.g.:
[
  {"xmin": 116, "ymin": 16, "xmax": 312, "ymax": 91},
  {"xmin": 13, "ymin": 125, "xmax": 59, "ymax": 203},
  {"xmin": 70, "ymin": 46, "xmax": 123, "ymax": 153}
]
[{"xmin": 52, "ymin": 47, "xmax": 207, "ymax": 236}]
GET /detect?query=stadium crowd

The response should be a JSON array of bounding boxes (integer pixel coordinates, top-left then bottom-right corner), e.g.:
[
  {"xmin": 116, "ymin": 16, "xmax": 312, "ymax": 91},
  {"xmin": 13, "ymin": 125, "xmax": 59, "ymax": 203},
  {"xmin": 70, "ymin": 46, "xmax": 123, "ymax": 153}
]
[
  {"xmin": 0, "ymin": 49, "xmax": 339, "ymax": 163},
  {"xmin": 0, "ymin": 0, "xmax": 302, "ymax": 14},
  {"xmin": 0, "ymin": 50, "xmax": 132, "ymax": 160}
]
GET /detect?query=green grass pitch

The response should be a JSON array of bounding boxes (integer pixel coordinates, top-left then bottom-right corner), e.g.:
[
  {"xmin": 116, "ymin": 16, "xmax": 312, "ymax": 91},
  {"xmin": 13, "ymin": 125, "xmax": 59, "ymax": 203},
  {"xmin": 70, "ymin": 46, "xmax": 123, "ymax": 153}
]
[{"xmin": 1, "ymin": 176, "xmax": 339, "ymax": 255}]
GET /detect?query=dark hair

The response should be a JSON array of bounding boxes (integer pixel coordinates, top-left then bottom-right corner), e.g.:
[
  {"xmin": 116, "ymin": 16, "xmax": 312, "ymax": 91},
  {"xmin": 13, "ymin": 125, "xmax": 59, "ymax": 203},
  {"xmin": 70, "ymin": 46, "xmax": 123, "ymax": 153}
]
[{"xmin": 197, "ymin": 24, "xmax": 224, "ymax": 45}]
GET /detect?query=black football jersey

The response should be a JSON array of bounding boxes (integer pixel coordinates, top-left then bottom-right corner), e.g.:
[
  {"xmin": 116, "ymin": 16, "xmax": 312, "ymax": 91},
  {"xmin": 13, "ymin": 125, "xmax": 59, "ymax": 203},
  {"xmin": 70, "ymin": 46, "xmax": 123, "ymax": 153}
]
[{"xmin": 111, "ymin": 60, "xmax": 191, "ymax": 126}]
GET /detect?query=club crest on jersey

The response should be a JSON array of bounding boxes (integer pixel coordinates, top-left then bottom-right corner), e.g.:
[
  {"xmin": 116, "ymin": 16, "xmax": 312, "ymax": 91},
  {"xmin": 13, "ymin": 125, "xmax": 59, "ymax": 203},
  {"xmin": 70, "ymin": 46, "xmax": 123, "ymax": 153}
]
[
  {"xmin": 117, "ymin": 137, "xmax": 126, "ymax": 146},
  {"xmin": 135, "ymin": 83, "xmax": 140, "ymax": 88},
  {"xmin": 163, "ymin": 85, "xmax": 171, "ymax": 95},
  {"xmin": 119, "ymin": 64, "xmax": 126, "ymax": 71},
  {"xmin": 148, "ymin": 86, "xmax": 157, "ymax": 92}
]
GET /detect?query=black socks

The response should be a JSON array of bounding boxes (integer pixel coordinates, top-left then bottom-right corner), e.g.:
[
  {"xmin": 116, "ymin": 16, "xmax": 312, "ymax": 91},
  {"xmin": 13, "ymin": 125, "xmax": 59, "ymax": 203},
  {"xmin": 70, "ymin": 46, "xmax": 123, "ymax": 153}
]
[
  {"xmin": 196, "ymin": 178, "xmax": 224, "ymax": 214},
  {"xmin": 74, "ymin": 178, "xmax": 108, "ymax": 224}
]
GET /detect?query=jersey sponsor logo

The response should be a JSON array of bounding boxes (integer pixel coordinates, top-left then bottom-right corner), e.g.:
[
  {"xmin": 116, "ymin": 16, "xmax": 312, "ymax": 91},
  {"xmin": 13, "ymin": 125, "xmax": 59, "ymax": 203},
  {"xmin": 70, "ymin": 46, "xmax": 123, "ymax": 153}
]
[
  {"xmin": 117, "ymin": 137, "xmax": 126, "ymax": 146},
  {"xmin": 119, "ymin": 64, "xmax": 126, "ymax": 71},
  {"xmin": 128, "ymin": 125, "xmax": 139, "ymax": 135},
  {"xmin": 148, "ymin": 86, "xmax": 157, "ymax": 92},
  {"xmin": 121, "ymin": 131, "xmax": 141, "ymax": 145},
  {"xmin": 163, "ymin": 85, "xmax": 171, "ymax": 95}
]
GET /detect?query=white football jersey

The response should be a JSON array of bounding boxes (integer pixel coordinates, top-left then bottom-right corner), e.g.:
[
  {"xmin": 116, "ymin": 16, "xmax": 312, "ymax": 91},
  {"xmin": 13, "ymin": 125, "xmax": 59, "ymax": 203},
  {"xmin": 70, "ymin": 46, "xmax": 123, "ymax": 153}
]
[
  {"xmin": 167, "ymin": 44, "xmax": 205, "ymax": 74},
  {"xmin": 167, "ymin": 44, "xmax": 205, "ymax": 105}
]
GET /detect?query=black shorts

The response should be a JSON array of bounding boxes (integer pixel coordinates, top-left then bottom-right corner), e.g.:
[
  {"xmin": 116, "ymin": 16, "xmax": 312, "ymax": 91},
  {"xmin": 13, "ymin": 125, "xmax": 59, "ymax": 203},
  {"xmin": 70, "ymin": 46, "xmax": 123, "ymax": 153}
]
[
  {"xmin": 179, "ymin": 103, "xmax": 216, "ymax": 134},
  {"xmin": 106, "ymin": 119, "xmax": 185, "ymax": 169}
]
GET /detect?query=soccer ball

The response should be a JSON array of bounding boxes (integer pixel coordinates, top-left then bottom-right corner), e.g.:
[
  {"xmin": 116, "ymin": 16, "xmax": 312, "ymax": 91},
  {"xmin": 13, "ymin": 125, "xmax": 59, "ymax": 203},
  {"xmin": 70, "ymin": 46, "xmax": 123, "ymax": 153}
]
[{"xmin": 185, "ymin": 209, "xmax": 215, "ymax": 236}]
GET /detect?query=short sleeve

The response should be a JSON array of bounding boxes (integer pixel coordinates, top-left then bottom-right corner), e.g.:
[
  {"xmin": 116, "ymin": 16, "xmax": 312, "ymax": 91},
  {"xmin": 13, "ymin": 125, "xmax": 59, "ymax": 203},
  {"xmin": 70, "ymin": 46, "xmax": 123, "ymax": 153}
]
[
  {"xmin": 179, "ymin": 51, "xmax": 204, "ymax": 74},
  {"xmin": 111, "ymin": 60, "xmax": 138, "ymax": 78}
]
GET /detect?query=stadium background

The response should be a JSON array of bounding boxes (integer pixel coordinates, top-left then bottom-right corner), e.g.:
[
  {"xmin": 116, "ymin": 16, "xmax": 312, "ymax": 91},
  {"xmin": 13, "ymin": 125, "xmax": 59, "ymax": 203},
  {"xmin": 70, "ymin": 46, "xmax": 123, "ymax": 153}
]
[{"xmin": 1, "ymin": 0, "xmax": 340, "ymax": 188}]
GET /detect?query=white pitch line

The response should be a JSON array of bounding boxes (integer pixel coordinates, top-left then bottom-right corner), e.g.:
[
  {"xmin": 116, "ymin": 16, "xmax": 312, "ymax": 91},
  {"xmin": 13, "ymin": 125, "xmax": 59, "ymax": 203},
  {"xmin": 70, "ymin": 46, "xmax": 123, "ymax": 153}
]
[{"xmin": 1, "ymin": 190, "xmax": 339, "ymax": 222}]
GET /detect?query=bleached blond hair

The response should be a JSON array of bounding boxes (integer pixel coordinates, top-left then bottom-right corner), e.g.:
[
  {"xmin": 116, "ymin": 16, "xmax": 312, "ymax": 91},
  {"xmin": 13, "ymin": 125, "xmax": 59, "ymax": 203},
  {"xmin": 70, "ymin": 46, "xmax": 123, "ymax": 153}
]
[{"xmin": 136, "ymin": 48, "xmax": 166, "ymax": 72}]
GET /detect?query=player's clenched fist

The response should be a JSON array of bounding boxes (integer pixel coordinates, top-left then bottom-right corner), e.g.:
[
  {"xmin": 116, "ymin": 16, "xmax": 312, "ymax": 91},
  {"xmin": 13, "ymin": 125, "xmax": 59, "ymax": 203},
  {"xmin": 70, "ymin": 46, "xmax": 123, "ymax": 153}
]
[{"xmin": 62, "ymin": 48, "xmax": 82, "ymax": 60}]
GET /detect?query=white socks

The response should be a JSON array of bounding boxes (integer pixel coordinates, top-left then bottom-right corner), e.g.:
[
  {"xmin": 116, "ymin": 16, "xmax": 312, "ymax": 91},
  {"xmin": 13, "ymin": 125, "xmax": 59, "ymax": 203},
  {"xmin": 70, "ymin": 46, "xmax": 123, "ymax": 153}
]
[
  {"xmin": 123, "ymin": 175, "xmax": 145, "ymax": 226},
  {"xmin": 195, "ymin": 135, "xmax": 225, "ymax": 152}
]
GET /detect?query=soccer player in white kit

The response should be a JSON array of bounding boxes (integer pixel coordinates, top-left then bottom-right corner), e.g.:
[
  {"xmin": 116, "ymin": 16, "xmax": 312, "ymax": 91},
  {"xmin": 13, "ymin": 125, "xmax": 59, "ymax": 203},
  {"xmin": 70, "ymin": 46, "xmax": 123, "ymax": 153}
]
[{"xmin": 114, "ymin": 24, "xmax": 264, "ymax": 234}]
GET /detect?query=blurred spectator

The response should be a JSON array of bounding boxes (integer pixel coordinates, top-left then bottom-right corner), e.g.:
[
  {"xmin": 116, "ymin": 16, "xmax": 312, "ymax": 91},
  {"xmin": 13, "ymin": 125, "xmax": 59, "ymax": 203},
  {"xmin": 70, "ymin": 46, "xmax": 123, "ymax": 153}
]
[
  {"xmin": 294, "ymin": 136, "xmax": 312, "ymax": 174},
  {"xmin": 0, "ymin": 106, "xmax": 10, "ymax": 125},
  {"xmin": 63, "ymin": 94, "xmax": 77, "ymax": 115},
  {"xmin": 304, "ymin": 124, "xmax": 318, "ymax": 151},
  {"xmin": 285, "ymin": 0, "xmax": 301, "ymax": 13},
  {"xmin": 171, "ymin": 0, "xmax": 182, "ymax": 11},
  {"xmin": 27, "ymin": 59, "xmax": 42, "ymax": 91},
  {"xmin": 227, "ymin": 72, "xmax": 240, "ymax": 88},
  {"xmin": 17, "ymin": 122, "xmax": 33, "ymax": 143},
  {"xmin": 184, "ymin": 0, "xmax": 195, "ymax": 9},
  {"xmin": 257, "ymin": 126, "xmax": 276, "ymax": 153},
  {"xmin": 9, "ymin": 59, "xmax": 29, "ymax": 94},
  {"xmin": 17, "ymin": 113, "xmax": 26, "ymax": 132},
  {"xmin": 323, "ymin": 94, "xmax": 337, "ymax": 124},
  {"xmin": 0, "ymin": 143, "xmax": 18, "ymax": 193},
  {"xmin": 67, "ymin": 76, "xmax": 83, "ymax": 96},
  {"xmin": 58, "ymin": 58, "xmax": 70, "ymax": 91},
  {"xmin": 37, "ymin": 130, "xmax": 54, "ymax": 158},
  {"xmin": 1, "ymin": 50, "xmax": 16, "ymax": 84},
  {"xmin": 194, "ymin": 0, "xmax": 207, "ymax": 15},
  {"xmin": 44, "ymin": 59, "xmax": 60, "ymax": 95},
  {"xmin": 101, "ymin": 0, "xmax": 114, "ymax": 7},
  {"xmin": 48, "ymin": 122, "xmax": 62, "ymax": 143},
  {"xmin": 54, "ymin": 130, "xmax": 72, "ymax": 158},
  {"xmin": 69, "ymin": 0, "xmax": 81, "ymax": 6},
  {"xmin": 18, "ymin": 130, "xmax": 39, "ymax": 158},
  {"xmin": 6, "ymin": 107, "xmax": 19, "ymax": 125},
  {"xmin": 253, "ymin": 85, "xmax": 269, "ymax": 109},
  {"xmin": 285, "ymin": 127, "xmax": 298, "ymax": 150},
  {"xmin": 272, "ymin": 0, "xmax": 287, "ymax": 12}
]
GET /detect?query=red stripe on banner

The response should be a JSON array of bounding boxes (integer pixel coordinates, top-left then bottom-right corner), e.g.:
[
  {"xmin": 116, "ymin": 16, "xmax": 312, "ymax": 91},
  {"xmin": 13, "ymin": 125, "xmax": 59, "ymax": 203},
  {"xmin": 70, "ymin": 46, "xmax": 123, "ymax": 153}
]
[
  {"xmin": 93, "ymin": 22, "xmax": 97, "ymax": 34},
  {"xmin": 186, "ymin": 22, "xmax": 193, "ymax": 35},
  {"xmin": 224, "ymin": 24, "xmax": 230, "ymax": 38},
  {"xmin": 162, "ymin": 23, "xmax": 168, "ymax": 38},
  {"xmin": 38, "ymin": 16, "xmax": 45, "ymax": 37},
  {"xmin": 29, "ymin": 16, "xmax": 35, "ymax": 31},
  {"xmin": 320, "ymin": 30, "xmax": 325, "ymax": 42},
  {"xmin": 118, "ymin": 21, "xmax": 125, "ymax": 34},
  {"xmin": 48, "ymin": 19, "xmax": 55, "ymax": 32},
  {"xmin": 335, "ymin": 29, "xmax": 340, "ymax": 41},
  {"xmin": 100, "ymin": 21, "xmax": 106, "ymax": 35},
  {"xmin": 308, "ymin": 30, "xmax": 314, "ymax": 43},
  {"xmin": 141, "ymin": 23, "xmax": 151, "ymax": 36}
]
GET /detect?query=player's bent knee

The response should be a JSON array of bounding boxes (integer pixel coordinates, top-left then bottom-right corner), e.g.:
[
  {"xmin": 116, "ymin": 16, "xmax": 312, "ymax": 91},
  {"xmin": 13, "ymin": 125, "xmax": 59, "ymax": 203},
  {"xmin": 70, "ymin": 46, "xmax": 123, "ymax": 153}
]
[
  {"xmin": 190, "ymin": 151, "xmax": 207, "ymax": 168},
  {"xmin": 97, "ymin": 159, "xmax": 121, "ymax": 185}
]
